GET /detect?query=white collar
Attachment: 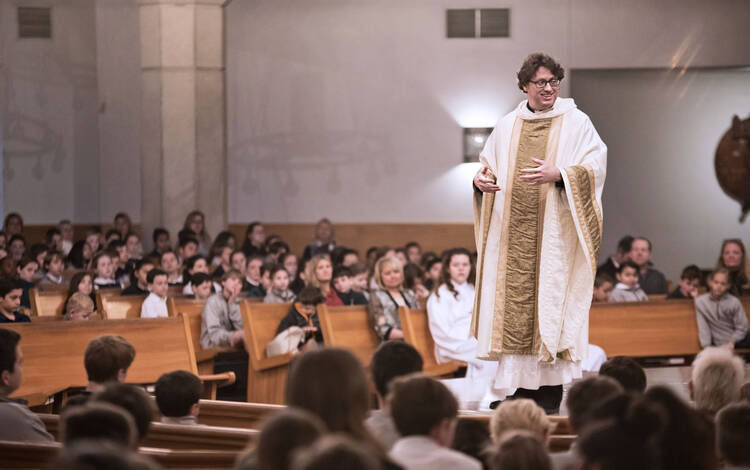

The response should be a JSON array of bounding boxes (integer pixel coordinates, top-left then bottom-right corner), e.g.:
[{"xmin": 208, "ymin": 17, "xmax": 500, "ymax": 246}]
[{"xmin": 516, "ymin": 97, "xmax": 577, "ymax": 120}]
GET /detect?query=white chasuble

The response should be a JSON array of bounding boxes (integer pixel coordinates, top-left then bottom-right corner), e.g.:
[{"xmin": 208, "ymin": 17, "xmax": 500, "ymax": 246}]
[{"xmin": 471, "ymin": 98, "xmax": 607, "ymax": 390}]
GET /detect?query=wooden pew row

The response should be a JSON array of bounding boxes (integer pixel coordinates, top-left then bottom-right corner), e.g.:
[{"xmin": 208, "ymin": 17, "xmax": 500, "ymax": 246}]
[
  {"xmin": 0, "ymin": 440, "xmax": 238, "ymax": 469},
  {"xmin": 6, "ymin": 317, "xmax": 234, "ymax": 405},
  {"xmin": 398, "ymin": 306, "xmax": 464, "ymax": 377},
  {"xmin": 39, "ymin": 413, "xmax": 257, "ymax": 451}
]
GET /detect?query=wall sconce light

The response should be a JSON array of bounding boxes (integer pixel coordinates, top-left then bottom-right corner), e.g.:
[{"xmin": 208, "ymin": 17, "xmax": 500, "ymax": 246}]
[{"xmin": 463, "ymin": 127, "xmax": 493, "ymax": 163}]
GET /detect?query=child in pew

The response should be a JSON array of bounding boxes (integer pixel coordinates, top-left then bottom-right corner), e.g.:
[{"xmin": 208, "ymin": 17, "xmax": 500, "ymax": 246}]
[
  {"xmin": 264, "ymin": 265, "xmax": 296, "ymax": 303},
  {"xmin": 121, "ymin": 259, "xmax": 155, "ymax": 296},
  {"xmin": 490, "ymin": 431, "xmax": 552, "ymax": 470},
  {"xmin": 608, "ymin": 260, "xmax": 648, "ymax": 302},
  {"xmin": 388, "ymin": 375, "xmax": 482, "ymax": 470},
  {"xmin": 592, "ymin": 272, "xmax": 614, "ymax": 302},
  {"xmin": 667, "ymin": 264, "xmax": 702, "ymax": 300},
  {"xmin": 160, "ymin": 249, "xmax": 183, "ymax": 286},
  {"xmin": 92, "ymin": 252, "xmax": 122, "ymax": 290},
  {"xmin": 109, "ymin": 240, "xmax": 131, "ymax": 286},
  {"xmin": 0, "ymin": 328, "xmax": 54, "ymax": 442},
  {"xmin": 140, "ymin": 268, "xmax": 169, "ymax": 318},
  {"xmin": 62, "ymin": 272, "xmax": 95, "ymax": 317},
  {"xmin": 125, "ymin": 232, "xmax": 143, "ymax": 260},
  {"xmin": 29, "ymin": 243, "xmax": 48, "ymax": 282},
  {"xmin": 181, "ymin": 255, "xmax": 221, "ymax": 296},
  {"xmin": 38, "ymin": 250, "xmax": 66, "ymax": 287},
  {"xmin": 292, "ymin": 436, "xmax": 382, "ymax": 470},
  {"xmin": 83, "ymin": 335, "xmax": 136, "ymax": 393},
  {"xmin": 260, "ymin": 261, "xmax": 275, "ymax": 293},
  {"xmin": 200, "ymin": 269, "xmax": 246, "ymax": 349},
  {"xmin": 177, "ymin": 236, "xmax": 199, "ymax": 266},
  {"xmin": 148, "ymin": 227, "xmax": 171, "ymax": 259},
  {"xmin": 275, "ymin": 286, "xmax": 325, "ymax": 351},
  {"xmin": 366, "ymin": 341, "xmax": 424, "ymax": 450},
  {"xmin": 244, "ymin": 255, "xmax": 266, "ymax": 298},
  {"xmin": 188, "ymin": 272, "xmax": 213, "ymax": 301},
  {"xmin": 64, "ymin": 292, "xmax": 97, "ymax": 321},
  {"xmin": 91, "ymin": 383, "xmax": 155, "ymax": 443},
  {"xmin": 60, "ymin": 402, "xmax": 138, "ymax": 449},
  {"xmin": 16, "ymin": 256, "xmax": 38, "ymax": 309},
  {"xmin": 349, "ymin": 262, "xmax": 370, "ymax": 301},
  {"xmin": 332, "ymin": 265, "xmax": 368, "ymax": 305},
  {"xmin": 694, "ymin": 267, "xmax": 750, "ymax": 349},
  {"xmin": 154, "ymin": 370, "xmax": 202, "ymax": 426},
  {"xmin": 0, "ymin": 279, "xmax": 29, "ymax": 323}
]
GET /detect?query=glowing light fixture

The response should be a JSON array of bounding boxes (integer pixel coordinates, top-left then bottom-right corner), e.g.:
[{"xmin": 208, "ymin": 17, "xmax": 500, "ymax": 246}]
[{"xmin": 463, "ymin": 127, "xmax": 493, "ymax": 163}]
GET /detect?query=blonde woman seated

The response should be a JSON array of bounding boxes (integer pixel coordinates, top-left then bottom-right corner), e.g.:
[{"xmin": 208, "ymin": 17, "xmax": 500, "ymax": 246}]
[{"xmin": 368, "ymin": 255, "xmax": 418, "ymax": 341}]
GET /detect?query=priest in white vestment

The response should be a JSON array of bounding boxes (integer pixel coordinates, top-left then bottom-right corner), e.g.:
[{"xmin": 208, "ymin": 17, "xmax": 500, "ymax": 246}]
[{"xmin": 471, "ymin": 53, "xmax": 607, "ymax": 407}]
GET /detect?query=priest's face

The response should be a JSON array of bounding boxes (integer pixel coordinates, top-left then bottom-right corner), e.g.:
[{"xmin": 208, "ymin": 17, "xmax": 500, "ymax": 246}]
[{"xmin": 523, "ymin": 66, "xmax": 558, "ymax": 112}]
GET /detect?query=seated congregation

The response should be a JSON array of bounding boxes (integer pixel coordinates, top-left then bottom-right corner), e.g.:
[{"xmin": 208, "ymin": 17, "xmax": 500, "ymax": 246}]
[{"xmin": 1, "ymin": 210, "xmax": 749, "ymax": 468}]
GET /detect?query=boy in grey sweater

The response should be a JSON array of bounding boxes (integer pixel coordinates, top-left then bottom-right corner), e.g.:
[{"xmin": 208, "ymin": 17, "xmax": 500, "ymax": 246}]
[
  {"xmin": 608, "ymin": 261, "xmax": 648, "ymax": 303},
  {"xmin": 695, "ymin": 268, "xmax": 750, "ymax": 349}
]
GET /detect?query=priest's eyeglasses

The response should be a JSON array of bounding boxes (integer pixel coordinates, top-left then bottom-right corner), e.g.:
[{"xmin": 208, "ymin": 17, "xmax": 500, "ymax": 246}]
[{"xmin": 529, "ymin": 78, "xmax": 561, "ymax": 89}]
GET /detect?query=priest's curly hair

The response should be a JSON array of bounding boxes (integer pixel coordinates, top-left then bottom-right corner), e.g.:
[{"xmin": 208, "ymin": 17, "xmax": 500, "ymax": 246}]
[{"xmin": 517, "ymin": 53, "xmax": 565, "ymax": 91}]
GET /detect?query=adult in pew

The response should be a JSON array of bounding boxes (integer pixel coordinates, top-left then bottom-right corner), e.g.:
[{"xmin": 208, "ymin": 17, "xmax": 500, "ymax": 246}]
[
  {"xmin": 368, "ymin": 255, "xmax": 418, "ymax": 341},
  {"xmin": 716, "ymin": 238, "xmax": 750, "ymax": 297},
  {"xmin": 596, "ymin": 235, "xmax": 633, "ymax": 282},
  {"xmin": 16, "ymin": 256, "xmax": 39, "ymax": 309},
  {"xmin": 92, "ymin": 383, "xmax": 155, "ymax": 443},
  {"xmin": 366, "ymin": 340, "xmax": 424, "ymax": 450},
  {"xmin": 597, "ymin": 356, "xmax": 646, "ymax": 394},
  {"xmin": 200, "ymin": 270, "xmax": 248, "ymax": 401},
  {"xmin": 645, "ymin": 386, "xmax": 717, "ymax": 470},
  {"xmin": 716, "ymin": 402, "xmax": 750, "ymax": 470},
  {"xmin": 302, "ymin": 218, "xmax": 336, "ymax": 262},
  {"xmin": 427, "ymin": 248, "xmax": 498, "ymax": 400},
  {"xmin": 286, "ymin": 347, "xmax": 403, "ymax": 470},
  {"xmin": 0, "ymin": 328, "xmax": 54, "ymax": 442},
  {"xmin": 607, "ymin": 261, "xmax": 647, "ymax": 303},
  {"xmin": 64, "ymin": 293, "xmax": 97, "ymax": 321},
  {"xmin": 491, "ymin": 431, "xmax": 552, "ymax": 470},
  {"xmin": 83, "ymin": 335, "xmax": 136, "ymax": 394},
  {"xmin": 38, "ymin": 251, "xmax": 66, "ymax": 287},
  {"xmin": 695, "ymin": 268, "xmax": 750, "ymax": 350},
  {"xmin": 61, "ymin": 271, "xmax": 95, "ymax": 317},
  {"xmin": 264, "ymin": 266, "xmax": 296, "ymax": 304},
  {"xmin": 122, "ymin": 259, "xmax": 155, "ymax": 296},
  {"xmin": 241, "ymin": 222, "xmax": 267, "ymax": 259},
  {"xmin": 592, "ymin": 272, "xmax": 614, "ymax": 303},
  {"xmin": 304, "ymin": 254, "xmax": 339, "ymax": 306},
  {"xmin": 155, "ymin": 370, "xmax": 202, "ymax": 425},
  {"xmin": 388, "ymin": 375, "xmax": 481, "ymax": 470},
  {"xmin": 629, "ymin": 237, "xmax": 668, "ymax": 295},
  {"xmin": 92, "ymin": 251, "xmax": 122, "ymax": 290},
  {"xmin": 236, "ymin": 408, "xmax": 325, "ymax": 470},
  {"xmin": 60, "ymin": 402, "xmax": 138, "ymax": 449},
  {"xmin": 141, "ymin": 269, "xmax": 169, "ymax": 319},
  {"xmin": 471, "ymin": 54, "xmax": 607, "ymax": 412},
  {"xmin": 0, "ymin": 279, "xmax": 30, "ymax": 323},
  {"xmin": 183, "ymin": 210, "xmax": 212, "ymax": 257},
  {"xmin": 690, "ymin": 346, "xmax": 745, "ymax": 416},
  {"xmin": 331, "ymin": 265, "xmax": 367, "ymax": 306},
  {"xmin": 275, "ymin": 286, "xmax": 325, "ymax": 350},
  {"xmin": 549, "ymin": 376, "xmax": 623, "ymax": 470},
  {"xmin": 666, "ymin": 264, "xmax": 702, "ymax": 300}
]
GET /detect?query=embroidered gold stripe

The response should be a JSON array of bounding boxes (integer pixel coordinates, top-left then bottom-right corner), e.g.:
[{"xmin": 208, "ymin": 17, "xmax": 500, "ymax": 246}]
[{"xmin": 565, "ymin": 165, "xmax": 602, "ymax": 273}]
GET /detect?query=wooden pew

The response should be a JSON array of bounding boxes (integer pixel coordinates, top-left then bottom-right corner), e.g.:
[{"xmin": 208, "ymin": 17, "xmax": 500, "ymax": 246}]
[
  {"xmin": 29, "ymin": 288, "xmax": 66, "ymax": 318},
  {"xmin": 4, "ymin": 317, "xmax": 234, "ymax": 404},
  {"xmin": 398, "ymin": 306, "xmax": 464, "ymax": 377},
  {"xmin": 167, "ymin": 297, "xmax": 235, "ymax": 375},
  {"xmin": 240, "ymin": 301, "xmax": 295, "ymax": 404},
  {"xmin": 0, "ymin": 440, "xmax": 239, "ymax": 469},
  {"xmin": 97, "ymin": 291, "xmax": 142, "ymax": 319},
  {"xmin": 317, "ymin": 304, "xmax": 380, "ymax": 367},
  {"xmin": 195, "ymin": 399, "xmax": 285, "ymax": 428},
  {"xmin": 39, "ymin": 413, "xmax": 257, "ymax": 451}
]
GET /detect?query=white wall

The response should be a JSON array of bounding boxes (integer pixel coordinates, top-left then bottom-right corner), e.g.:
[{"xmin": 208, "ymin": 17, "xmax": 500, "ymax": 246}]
[
  {"xmin": 225, "ymin": 0, "xmax": 750, "ymax": 224},
  {"xmin": 572, "ymin": 68, "xmax": 750, "ymax": 281}
]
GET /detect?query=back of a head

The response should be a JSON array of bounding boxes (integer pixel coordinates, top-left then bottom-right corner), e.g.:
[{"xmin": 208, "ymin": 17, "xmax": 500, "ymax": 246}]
[
  {"xmin": 84, "ymin": 336, "xmax": 136, "ymax": 384},
  {"xmin": 61, "ymin": 403, "xmax": 137, "ymax": 449},
  {"xmin": 0, "ymin": 328, "xmax": 21, "ymax": 384},
  {"xmin": 92, "ymin": 383, "xmax": 154, "ymax": 442},
  {"xmin": 286, "ymin": 348, "xmax": 370, "ymax": 438},
  {"xmin": 716, "ymin": 402, "xmax": 750, "ymax": 467},
  {"xmin": 490, "ymin": 431, "xmax": 551, "ymax": 470},
  {"xmin": 645, "ymin": 386, "xmax": 717, "ymax": 470},
  {"xmin": 253, "ymin": 409, "xmax": 326, "ymax": 470},
  {"xmin": 291, "ymin": 435, "xmax": 380, "ymax": 470},
  {"xmin": 389, "ymin": 374, "xmax": 457, "ymax": 437},
  {"xmin": 452, "ymin": 418, "xmax": 491, "ymax": 468},
  {"xmin": 154, "ymin": 370, "xmax": 202, "ymax": 418},
  {"xmin": 490, "ymin": 399, "xmax": 550, "ymax": 443},
  {"xmin": 371, "ymin": 340, "xmax": 424, "ymax": 399},
  {"xmin": 578, "ymin": 394, "xmax": 665, "ymax": 470},
  {"xmin": 598, "ymin": 356, "xmax": 647, "ymax": 393},
  {"xmin": 51, "ymin": 440, "xmax": 163, "ymax": 470},
  {"xmin": 566, "ymin": 376, "xmax": 624, "ymax": 433},
  {"xmin": 691, "ymin": 347, "xmax": 745, "ymax": 415}
]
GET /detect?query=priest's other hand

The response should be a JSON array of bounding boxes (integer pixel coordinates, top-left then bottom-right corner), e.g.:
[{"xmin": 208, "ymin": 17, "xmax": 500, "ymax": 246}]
[
  {"xmin": 520, "ymin": 158, "xmax": 561, "ymax": 185},
  {"xmin": 474, "ymin": 166, "xmax": 500, "ymax": 193}
]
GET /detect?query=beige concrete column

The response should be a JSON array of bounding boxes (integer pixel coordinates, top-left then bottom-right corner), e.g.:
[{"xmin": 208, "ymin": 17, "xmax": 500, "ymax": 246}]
[{"xmin": 139, "ymin": 0, "xmax": 227, "ymax": 246}]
